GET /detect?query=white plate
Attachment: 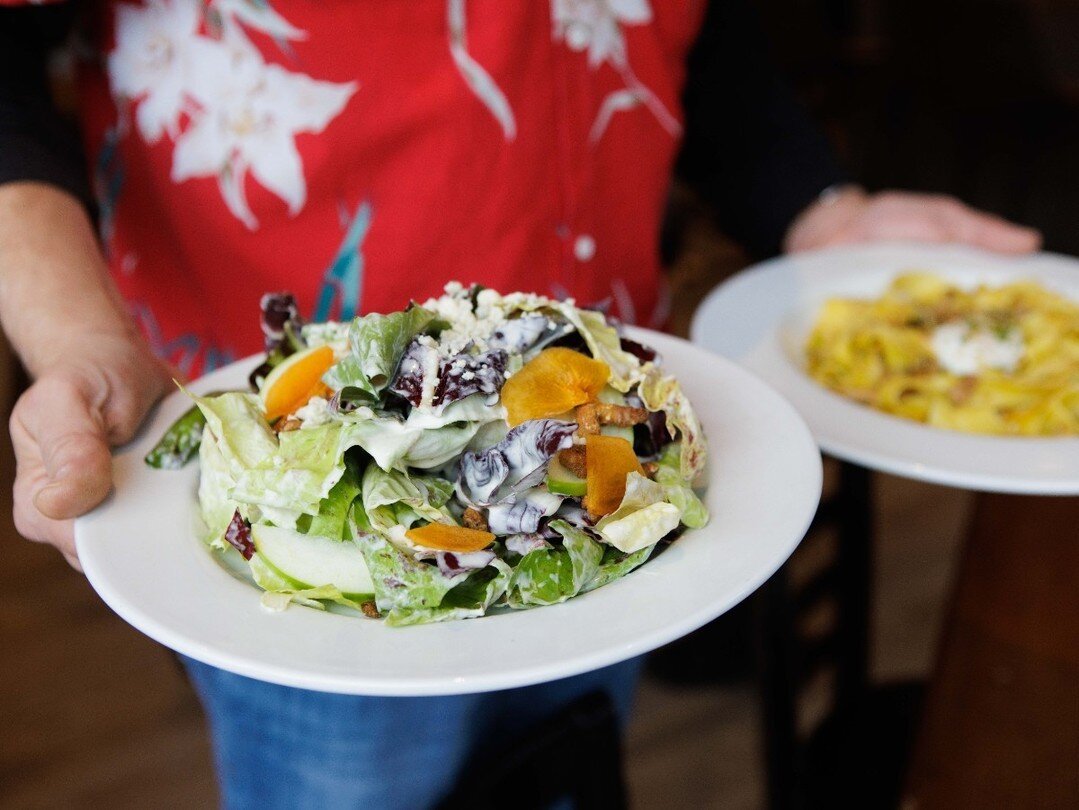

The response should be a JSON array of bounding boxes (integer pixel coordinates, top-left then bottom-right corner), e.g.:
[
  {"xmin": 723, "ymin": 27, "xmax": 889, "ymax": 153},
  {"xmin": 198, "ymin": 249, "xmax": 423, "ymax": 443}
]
[
  {"xmin": 691, "ymin": 242, "xmax": 1079, "ymax": 494},
  {"xmin": 74, "ymin": 328, "xmax": 821, "ymax": 696}
]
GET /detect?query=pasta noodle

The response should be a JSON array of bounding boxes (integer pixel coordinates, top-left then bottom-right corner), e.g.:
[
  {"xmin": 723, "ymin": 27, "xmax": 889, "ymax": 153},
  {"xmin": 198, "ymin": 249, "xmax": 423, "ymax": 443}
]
[{"xmin": 805, "ymin": 273, "xmax": 1079, "ymax": 435}]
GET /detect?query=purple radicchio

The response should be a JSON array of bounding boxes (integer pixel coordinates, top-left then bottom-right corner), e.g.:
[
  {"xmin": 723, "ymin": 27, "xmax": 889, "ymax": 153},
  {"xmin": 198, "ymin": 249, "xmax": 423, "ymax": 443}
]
[
  {"xmin": 416, "ymin": 549, "xmax": 496, "ymax": 578},
  {"xmin": 260, "ymin": 292, "xmax": 303, "ymax": 353},
  {"xmin": 487, "ymin": 488, "xmax": 564, "ymax": 535},
  {"xmin": 388, "ymin": 340, "xmax": 508, "ymax": 409},
  {"xmin": 625, "ymin": 391, "xmax": 670, "ymax": 458},
  {"xmin": 505, "ymin": 533, "xmax": 551, "ymax": 556},
  {"xmin": 456, "ymin": 419, "xmax": 576, "ymax": 507},
  {"xmin": 224, "ymin": 510, "xmax": 255, "ymax": 560}
]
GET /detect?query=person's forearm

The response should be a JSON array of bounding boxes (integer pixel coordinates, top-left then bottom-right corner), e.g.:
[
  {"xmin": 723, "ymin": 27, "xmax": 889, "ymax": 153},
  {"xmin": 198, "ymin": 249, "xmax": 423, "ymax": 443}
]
[{"xmin": 0, "ymin": 182, "xmax": 140, "ymax": 377}]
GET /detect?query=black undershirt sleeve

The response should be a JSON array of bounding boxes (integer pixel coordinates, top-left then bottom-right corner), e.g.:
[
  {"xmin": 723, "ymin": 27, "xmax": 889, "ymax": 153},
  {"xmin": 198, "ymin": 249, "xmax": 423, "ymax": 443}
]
[
  {"xmin": 0, "ymin": 3, "xmax": 92, "ymax": 210},
  {"xmin": 678, "ymin": 0, "xmax": 848, "ymax": 256}
]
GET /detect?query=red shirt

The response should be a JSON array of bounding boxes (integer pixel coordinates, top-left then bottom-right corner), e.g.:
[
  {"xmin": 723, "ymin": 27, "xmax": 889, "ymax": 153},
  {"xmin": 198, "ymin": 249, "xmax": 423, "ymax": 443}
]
[{"xmin": 71, "ymin": 1, "xmax": 703, "ymax": 374}]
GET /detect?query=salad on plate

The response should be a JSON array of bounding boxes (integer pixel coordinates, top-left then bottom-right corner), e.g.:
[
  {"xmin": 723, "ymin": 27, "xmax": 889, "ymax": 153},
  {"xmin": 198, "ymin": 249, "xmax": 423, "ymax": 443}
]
[{"xmin": 146, "ymin": 283, "xmax": 708, "ymax": 626}]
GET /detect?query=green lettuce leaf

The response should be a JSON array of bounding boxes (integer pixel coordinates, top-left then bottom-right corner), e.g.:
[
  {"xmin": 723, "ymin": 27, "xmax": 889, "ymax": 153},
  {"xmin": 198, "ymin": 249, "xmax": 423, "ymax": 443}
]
[
  {"xmin": 654, "ymin": 442, "xmax": 709, "ymax": 529},
  {"xmin": 196, "ymin": 427, "xmax": 242, "ymax": 548},
  {"xmin": 638, "ymin": 366, "xmax": 707, "ymax": 481},
  {"xmin": 582, "ymin": 544, "xmax": 656, "ymax": 593},
  {"xmin": 323, "ymin": 306, "xmax": 440, "ymax": 399},
  {"xmin": 595, "ymin": 473, "xmax": 681, "ymax": 553},
  {"xmin": 354, "ymin": 531, "xmax": 511, "ymax": 625},
  {"xmin": 300, "ymin": 462, "xmax": 363, "ymax": 540},
  {"xmin": 506, "ymin": 520, "xmax": 603, "ymax": 608},
  {"xmin": 361, "ymin": 465, "xmax": 455, "ymax": 538}
]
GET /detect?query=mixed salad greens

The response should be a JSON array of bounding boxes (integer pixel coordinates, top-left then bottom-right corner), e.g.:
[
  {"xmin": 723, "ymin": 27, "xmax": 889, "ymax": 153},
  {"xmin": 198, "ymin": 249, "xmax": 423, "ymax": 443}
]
[{"xmin": 147, "ymin": 284, "xmax": 708, "ymax": 626}]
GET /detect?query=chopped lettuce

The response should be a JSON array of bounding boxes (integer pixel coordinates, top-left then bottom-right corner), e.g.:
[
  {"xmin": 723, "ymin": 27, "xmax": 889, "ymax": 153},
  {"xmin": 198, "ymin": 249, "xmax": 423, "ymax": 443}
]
[
  {"xmin": 323, "ymin": 306, "xmax": 441, "ymax": 399},
  {"xmin": 355, "ymin": 531, "xmax": 511, "ymax": 625},
  {"xmin": 505, "ymin": 520, "xmax": 603, "ymax": 608},
  {"xmin": 638, "ymin": 366, "xmax": 707, "ymax": 481},
  {"xmin": 595, "ymin": 473, "xmax": 681, "ymax": 553},
  {"xmin": 301, "ymin": 463, "xmax": 362, "ymax": 540},
  {"xmin": 582, "ymin": 544, "xmax": 656, "ymax": 593},
  {"xmin": 654, "ymin": 442, "xmax": 709, "ymax": 529},
  {"xmin": 361, "ymin": 465, "xmax": 455, "ymax": 539}
]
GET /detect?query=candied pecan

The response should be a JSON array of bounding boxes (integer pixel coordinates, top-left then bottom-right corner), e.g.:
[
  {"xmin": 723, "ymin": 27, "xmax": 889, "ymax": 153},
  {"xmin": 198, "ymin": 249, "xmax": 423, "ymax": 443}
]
[
  {"xmin": 276, "ymin": 416, "xmax": 302, "ymax": 433},
  {"xmin": 595, "ymin": 402, "xmax": 648, "ymax": 427},
  {"xmin": 642, "ymin": 461, "xmax": 659, "ymax": 478},
  {"xmin": 576, "ymin": 403, "xmax": 601, "ymax": 436},
  {"xmin": 360, "ymin": 600, "xmax": 381, "ymax": 619},
  {"xmin": 462, "ymin": 507, "xmax": 489, "ymax": 532},
  {"xmin": 558, "ymin": 446, "xmax": 588, "ymax": 478}
]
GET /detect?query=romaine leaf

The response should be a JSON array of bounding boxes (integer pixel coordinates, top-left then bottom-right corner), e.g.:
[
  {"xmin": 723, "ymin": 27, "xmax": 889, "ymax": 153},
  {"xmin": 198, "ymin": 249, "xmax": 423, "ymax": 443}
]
[
  {"xmin": 654, "ymin": 442, "xmax": 709, "ymax": 529},
  {"xmin": 302, "ymin": 463, "xmax": 363, "ymax": 540},
  {"xmin": 505, "ymin": 519, "xmax": 603, "ymax": 608},
  {"xmin": 581, "ymin": 544, "xmax": 656, "ymax": 593},
  {"xmin": 638, "ymin": 366, "xmax": 707, "ymax": 481},
  {"xmin": 323, "ymin": 305, "xmax": 440, "ymax": 399},
  {"xmin": 594, "ymin": 473, "xmax": 681, "ymax": 553},
  {"xmin": 354, "ymin": 531, "xmax": 511, "ymax": 625}
]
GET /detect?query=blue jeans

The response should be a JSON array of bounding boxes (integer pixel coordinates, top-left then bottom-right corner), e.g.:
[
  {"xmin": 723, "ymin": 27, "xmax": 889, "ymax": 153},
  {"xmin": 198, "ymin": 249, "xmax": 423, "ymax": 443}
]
[{"xmin": 183, "ymin": 656, "xmax": 642, "ymax": 809}]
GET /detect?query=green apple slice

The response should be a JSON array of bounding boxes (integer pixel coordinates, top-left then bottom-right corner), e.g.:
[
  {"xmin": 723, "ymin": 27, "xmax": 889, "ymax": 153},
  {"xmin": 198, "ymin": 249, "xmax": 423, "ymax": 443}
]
[
  {"xmin": 251, "ymin": 524, "xmax": 374, "ymax": 598},
  {"xmin": 547, "ymin": 454, "xmax": 587, "ymax": 497}
]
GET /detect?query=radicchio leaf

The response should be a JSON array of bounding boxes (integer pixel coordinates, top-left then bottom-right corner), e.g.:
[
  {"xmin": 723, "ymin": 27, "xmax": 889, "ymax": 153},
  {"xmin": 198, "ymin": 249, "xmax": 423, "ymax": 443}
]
[
  {"xmin": 433, "ymin": 349, "xmax": 507, "ymax": 407},
  {"xmin": 388, "ymin": 342, "xmax": 508, "ymax": 410},
  {"xmin": 224, "ymin": 510, "xmax": 254, "ymax": 560},
  {"xmin": 260, "ymin": 292, "xmax": 303, "ymax": 353},
  {"xmin": 456, "ymin": 419, "xmax": 576, "ymax": 506},
  {"xmin": 487, "ymin": 489, "xmax": 564, "ymax": 535},
  {"xmin": 505, "ymin": 533, "xmax": 551, "ymax": 556},
  {"xmin": 620, "ymin": 337, "xmax": 660, "ymax": 365},
  {"xmin": 428, "ymin": 549, "xmax": 496, "ymax": 578}
]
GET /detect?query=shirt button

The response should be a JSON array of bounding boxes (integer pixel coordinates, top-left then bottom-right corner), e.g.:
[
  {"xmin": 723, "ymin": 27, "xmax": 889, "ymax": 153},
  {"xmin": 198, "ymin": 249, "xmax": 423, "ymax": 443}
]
[{"xmin": 574, "ymin": 234, "xmax": 596, "ymax": 262}]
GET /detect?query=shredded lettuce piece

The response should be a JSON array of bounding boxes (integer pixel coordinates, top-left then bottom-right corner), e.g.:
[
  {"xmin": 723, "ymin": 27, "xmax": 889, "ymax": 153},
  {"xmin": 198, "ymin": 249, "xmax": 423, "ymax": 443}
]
[
  {"xmin": 582, "ymin": 544, "xmax": 657, "ymax": 593},
  {"xmin": 638, "ymin": 366, "xmax": 708, "ymax": 481},
  {"xmin": 595, "ymin": 473, "xmax": 681, "ymax": 553},
  {"xmin": 354, "ymin": 531, "xmax": 511, "ymax": 625},
  {"xmin": 322, "ymin": 306, "xmax": 441, "ymax": 399},
  {"xmin": 654, "ymin": 443, "xmax": 709, "ymax": 529},
  {"xmin": 505, "ymin": 520, "xmax": 603, "ymax": 608}
]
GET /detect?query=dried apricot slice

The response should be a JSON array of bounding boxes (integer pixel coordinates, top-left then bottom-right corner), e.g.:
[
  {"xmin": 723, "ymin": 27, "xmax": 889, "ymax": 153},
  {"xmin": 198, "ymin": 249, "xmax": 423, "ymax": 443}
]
[
  {"xmin": 262, "ymin": 345, "xmax": 336, "ymax": 422},
  {"xmin": 583, "ymin": 434, "xmax": 644, "ymax": 517},
  {"xmin": 501, "ymin": 347, "xmax": 610, "ymax": 426},
  {"xmin": 406, "ymin": 523, "xmax": 495, "ymax": 552}
]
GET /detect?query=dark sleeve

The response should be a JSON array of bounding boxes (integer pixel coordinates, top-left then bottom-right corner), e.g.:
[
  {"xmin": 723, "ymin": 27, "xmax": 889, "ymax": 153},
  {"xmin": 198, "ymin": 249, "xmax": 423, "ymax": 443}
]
[
  {"xmin": 677, "ymin": 0, "xmax": 848, "ymax": 256},
  {"xmin": 0, "ymin": 3, "xmax": 92, "ymax": 209}
]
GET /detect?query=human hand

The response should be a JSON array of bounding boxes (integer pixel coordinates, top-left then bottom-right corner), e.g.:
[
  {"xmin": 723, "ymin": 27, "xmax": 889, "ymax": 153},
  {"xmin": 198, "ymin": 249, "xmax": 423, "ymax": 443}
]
[
  {"xmin": 10, "ymin": 336, "xmax": 173, "ymax": 569},
  {"xmin": 783, "ymin": 186, "xmax": 1042, "ymax": 254}
]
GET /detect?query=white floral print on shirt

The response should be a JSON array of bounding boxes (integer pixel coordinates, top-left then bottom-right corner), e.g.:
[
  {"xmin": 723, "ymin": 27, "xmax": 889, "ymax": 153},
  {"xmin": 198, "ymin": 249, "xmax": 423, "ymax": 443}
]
[
  {"xmin": 108, "ymin": 0, "xmax": 357, "ymax": 230},
  {"xmin": 551, "ymin": 0, "xmax": 681, "ymax": 142}
]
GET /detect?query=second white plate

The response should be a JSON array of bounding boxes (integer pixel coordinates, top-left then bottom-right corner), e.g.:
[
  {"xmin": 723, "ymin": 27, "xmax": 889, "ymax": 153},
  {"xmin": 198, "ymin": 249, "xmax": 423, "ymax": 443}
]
[{"xmin": 692, "ymin": 242, "xmax": 1079, "ymax": 494}]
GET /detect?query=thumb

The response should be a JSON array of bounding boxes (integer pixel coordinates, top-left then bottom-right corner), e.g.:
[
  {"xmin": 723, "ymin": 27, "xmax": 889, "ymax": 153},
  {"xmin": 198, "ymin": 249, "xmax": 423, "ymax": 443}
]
[{"xmin": 15, "ymin": 380, "xmax": 114, "ymax": 520}]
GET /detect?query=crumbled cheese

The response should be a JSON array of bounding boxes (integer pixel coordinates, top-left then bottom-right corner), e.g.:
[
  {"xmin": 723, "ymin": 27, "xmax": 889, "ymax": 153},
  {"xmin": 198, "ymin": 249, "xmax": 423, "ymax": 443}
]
[
  {"xmin": 294, "ymin": 396, "xmax": 334, "ymax": 428},
  {"xmin": 300, "ymin": 321, "xmax": 351, "ymax": 359},
  {"xmin": 931, "ymin": 322, "xmax": 1024, "ymax": 375},
  {"xmin": 420, "ymin": 283, "xmax": 561, "ymax": 356}
]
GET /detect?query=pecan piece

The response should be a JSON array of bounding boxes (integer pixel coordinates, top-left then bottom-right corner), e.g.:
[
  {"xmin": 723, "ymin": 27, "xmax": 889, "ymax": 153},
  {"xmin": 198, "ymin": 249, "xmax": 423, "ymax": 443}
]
[
  {"xmin": 276, "ymin": 416, "xmax": 302, "ymax": 433},
  {"xmin": 361, "ymin": 600, "xmax": 381, "ymax": 619},
  {"xmin": 558, "ymin": 446, "xmax": 588, "ymax": 478},
  {"xmin": 462, "ymin": 507, "xmax": 489, "ymax": 532}
]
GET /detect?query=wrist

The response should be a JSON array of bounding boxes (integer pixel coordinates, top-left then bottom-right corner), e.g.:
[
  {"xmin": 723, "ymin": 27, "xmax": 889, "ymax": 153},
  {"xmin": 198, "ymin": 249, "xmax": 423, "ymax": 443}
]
[{"xmin": 783, "ymin": 184, "xmax": 867, "ymax": 253}]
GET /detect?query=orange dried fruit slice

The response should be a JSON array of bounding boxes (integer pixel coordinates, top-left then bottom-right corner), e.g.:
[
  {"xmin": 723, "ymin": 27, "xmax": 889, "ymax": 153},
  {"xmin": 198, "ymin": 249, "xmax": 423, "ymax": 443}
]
[
  {"xmin": 583, "ymin": 434, "xmax": 644, "ymax": 517},
  {"xmin": 262, "ymin": 345, "xmax": 336, "ymax": 422},
  {"xmin": 406, "ymin": 523, "xmax": 495, "ymax": 553},
  {"xmin": 501, "ymin": 347, "xmax": 610, "ymax": 426}
]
